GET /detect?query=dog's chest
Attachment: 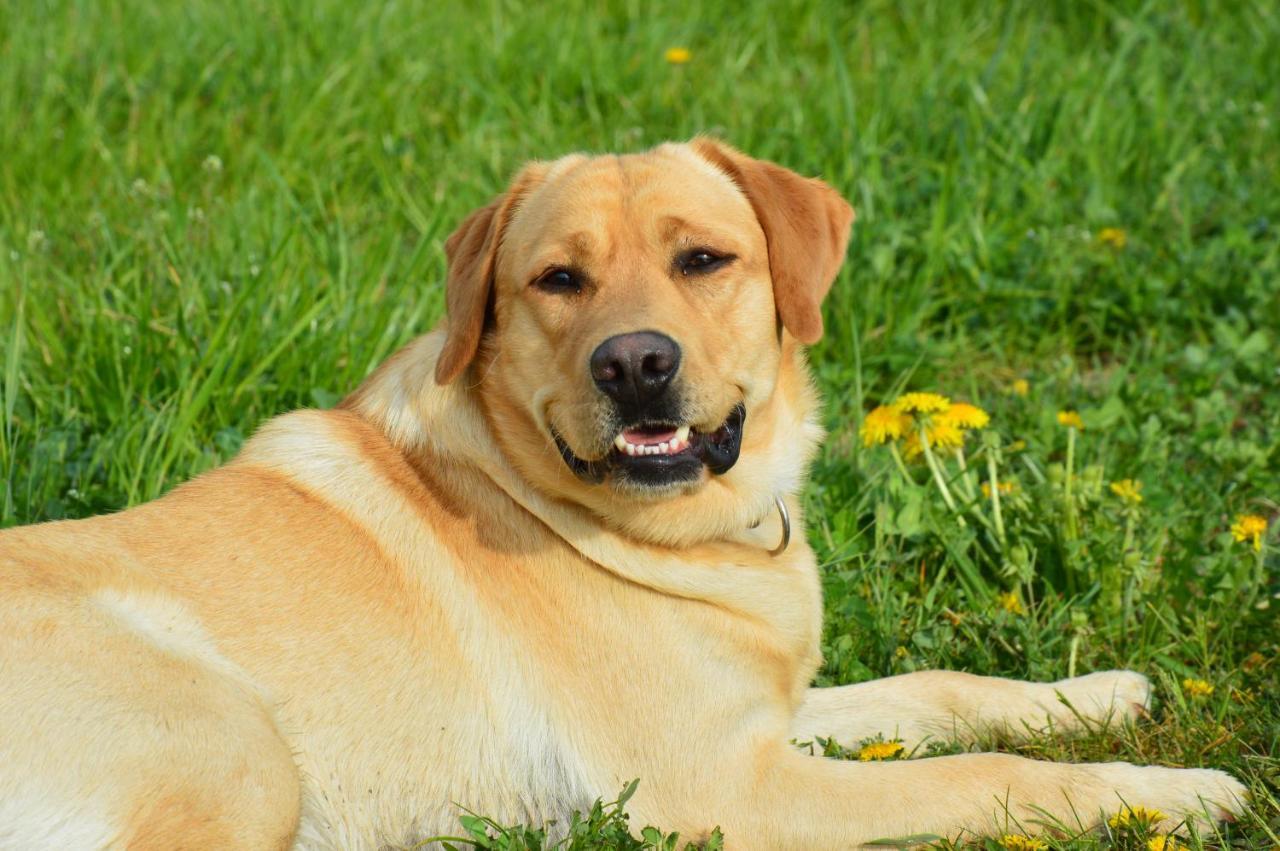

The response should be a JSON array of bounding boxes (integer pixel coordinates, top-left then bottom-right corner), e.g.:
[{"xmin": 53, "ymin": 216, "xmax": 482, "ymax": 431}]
[{"xmin": 278, "ymin": 543, "xmax": 808, "ymax": 849}]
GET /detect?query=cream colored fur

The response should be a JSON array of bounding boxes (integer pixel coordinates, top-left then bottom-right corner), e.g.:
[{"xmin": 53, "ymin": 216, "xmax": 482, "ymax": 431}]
[{"xmin": 0, "ymin": 142, "xmax": 1246, "ymax": 849}]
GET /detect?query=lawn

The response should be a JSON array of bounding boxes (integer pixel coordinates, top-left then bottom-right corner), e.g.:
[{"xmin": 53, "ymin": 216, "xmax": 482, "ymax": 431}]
[{"xmin": 1, "ymin": 0, "xmax": 1277, "ymax": 848}]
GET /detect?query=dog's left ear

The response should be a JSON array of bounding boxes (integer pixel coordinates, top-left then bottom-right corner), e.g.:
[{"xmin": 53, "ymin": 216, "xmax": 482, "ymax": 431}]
[
  {"xmin": 690, "ymin": 138, "xmax": 854, "ymax": 344},
  {"xmin": 435, "ymin": 166, "xmax": 545, "ymax": 385}
]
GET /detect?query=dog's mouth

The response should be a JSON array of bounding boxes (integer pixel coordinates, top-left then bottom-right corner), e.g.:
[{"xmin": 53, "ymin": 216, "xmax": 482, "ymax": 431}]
[{"xmin": 552, "ymin": 403, "xmax": 746, "ymax": 488}]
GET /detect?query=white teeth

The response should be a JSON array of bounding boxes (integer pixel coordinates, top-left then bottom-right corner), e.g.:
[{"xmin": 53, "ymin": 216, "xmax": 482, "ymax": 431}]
[{"xmin": 612, "ymin": 426, "xmax": 693, "ymax": 456}]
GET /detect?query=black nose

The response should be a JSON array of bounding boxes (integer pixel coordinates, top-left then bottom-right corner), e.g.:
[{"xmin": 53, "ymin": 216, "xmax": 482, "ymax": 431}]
[{"xmin": 590, "ymin": 331, "xmax": 682, "ymax": 408}]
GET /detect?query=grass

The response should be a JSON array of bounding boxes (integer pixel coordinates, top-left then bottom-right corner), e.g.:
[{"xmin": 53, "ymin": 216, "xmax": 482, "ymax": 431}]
[{"xmin": 1, "ymin": 0, "xmax": 1277, "ymax": 847}]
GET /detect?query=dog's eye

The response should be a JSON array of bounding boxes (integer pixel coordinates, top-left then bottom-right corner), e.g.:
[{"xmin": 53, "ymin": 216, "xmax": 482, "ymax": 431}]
[
  {"xmin": 534, "ymin": 268, "xmax": 581, "ymax": 294},
  {"xmin": 678, "ymin": 249, "xmax": 732, "ymax": 276}
]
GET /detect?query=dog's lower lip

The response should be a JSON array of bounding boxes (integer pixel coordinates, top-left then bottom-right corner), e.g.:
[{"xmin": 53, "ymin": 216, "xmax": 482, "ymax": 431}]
[{"xmin": 699, "ymin": 403, "xmax": 745, "ymax": 475}]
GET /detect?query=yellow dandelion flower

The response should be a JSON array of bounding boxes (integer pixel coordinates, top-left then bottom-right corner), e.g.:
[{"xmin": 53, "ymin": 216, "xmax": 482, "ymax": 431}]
[
  {"xmin": 664, "ymin": 46, "xmax": 691, "ymax": 64},
  {"xmin": 1109, "ymin": 806, "xmax": 1167, "ymax": 829},
  {"xmin": 1147, "ymin": 837, "xmax": 1182, "ymax": 851},
  {"xmin": 892, "ymin": 392, "xmax": 951, "ymax": 415},
  {"xmin": 1230, "ymin": 514, "xmax": 1267, "ymax": 552},
  {"xmin": 1109, "ymin": 479, "xmax": 1144, "ymax": 504},
  {"xmin": 859, "ymin": 405, "xmax": 911, "ymax": 447},
  {"xmin": 936, "ymin": 401, "xmax": 990, "ymax": 430},
  {"xmin": 981, "ymin": 480, "xmax": 1017, "ymax": 499},
  {"xmin": 1011, "ymin": 378, "xmax": 1030, "ymax": 397},
  {"xmin": 925, "ymin": 420, "xmax": 965, "ymax": 450},
  {"xmin": 857, "ymin": 740, "xmax": 904, "ymax": 761},
  {"xmin": 1182, "ymin": 678, "xmax": 1214, "ymax": 698},
  {"xmin": 1099, "ymin": 227, "xmax": 1128, "ymax": 249},
  {"xmin": 1057, "ymin": 410, "xmax": 1084, "ymax": 429},
  {"xmin": 999, "ymin": 835, "xmax": 1047, "ymax": 851},
  {"xmin": 997, "ymin": 591, "xmax": 1024, "ymax": 615},
  {"xmin": 900, "ymin": 420, "xmax": 963, "ymax": 459}
]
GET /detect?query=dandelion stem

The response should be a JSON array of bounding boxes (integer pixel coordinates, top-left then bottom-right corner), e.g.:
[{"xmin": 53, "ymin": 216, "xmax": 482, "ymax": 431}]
[
  {"xmin": 1064, "ymin": 426, "xmax": 1078, "ymax": 540},
  {"xmin": 918, "ymin": 423, "xmax": 964, "ymax": 527},
  {"xmin": 986, "ymin": 450, "xmax": 1006, "ymax": 546},
  {"xmin": 1121, "ymin": 512, "xmax": 1135, "ymax": 555},
  {"xmin": 953, "ymin": 449, "xmax": 978, "ymax": 502},
  {"xmin": 1250, "ymin": 542, "xmax": 1267, "ymax": 609},
  {"xmin": 1122, "ymin": 574, "xmax": 1135, "ymax": 636},
  {"xmin": 887, "ymin": 443, "xmax": 913, "ymax": 482}
]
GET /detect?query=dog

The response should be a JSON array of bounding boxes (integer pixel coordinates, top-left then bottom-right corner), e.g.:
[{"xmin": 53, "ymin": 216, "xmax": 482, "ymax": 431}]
[{"xmin": 0, "ymin": 139, "xmax": 1246, "ymax": 849}]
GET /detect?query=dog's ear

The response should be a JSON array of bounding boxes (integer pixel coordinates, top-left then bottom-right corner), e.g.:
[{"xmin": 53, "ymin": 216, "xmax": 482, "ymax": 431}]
[
  {"xmin": 435, "ymin": 167, "xmax": 545, "ymax": 385},
  {"xmin": 690, "ymin": 138, "xmax": 854, "ymax": 344}
]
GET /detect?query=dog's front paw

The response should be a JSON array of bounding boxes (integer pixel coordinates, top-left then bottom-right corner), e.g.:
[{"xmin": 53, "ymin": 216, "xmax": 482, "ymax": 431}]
[
  {"xmin": 1051, "ymin": 669, "xmax": 1152, "ymax": 728},
  {"xmin": 1085, "ymin": 762, "xmax": 1249, "ymax": 830}
]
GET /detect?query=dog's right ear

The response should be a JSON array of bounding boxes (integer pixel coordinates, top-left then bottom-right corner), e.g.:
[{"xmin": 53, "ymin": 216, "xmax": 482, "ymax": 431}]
[{"xmin": 435, "ymin": 166, "xmax": 544, "ymax": 385}]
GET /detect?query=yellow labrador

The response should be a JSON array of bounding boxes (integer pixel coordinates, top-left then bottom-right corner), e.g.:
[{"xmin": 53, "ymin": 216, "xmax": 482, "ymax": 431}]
[{"xmin": 0, "ymin": 140, "xmax": 1245, "ymax": 849}]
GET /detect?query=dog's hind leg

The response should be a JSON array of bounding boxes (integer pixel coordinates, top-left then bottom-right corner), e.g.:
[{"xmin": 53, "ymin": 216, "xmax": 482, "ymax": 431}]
[
  {"xmin": 0, "ymin": 585, "xmax": 300, "ymax": 850},
  {"xmin": 791, "ymin": 669, "xmax": 1152, "ymax": 750}
]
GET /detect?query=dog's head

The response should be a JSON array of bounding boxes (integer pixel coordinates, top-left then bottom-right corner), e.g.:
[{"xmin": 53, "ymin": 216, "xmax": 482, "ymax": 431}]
[{"xmin": 436, "ymin": 139, "xmax": 853, "ymax": 544}]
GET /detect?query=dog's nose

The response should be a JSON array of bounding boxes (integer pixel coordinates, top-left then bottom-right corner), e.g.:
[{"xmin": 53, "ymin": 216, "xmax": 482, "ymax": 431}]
[{"xmin": 590, "ymin": 331, "xmax": 681, "ymax": 407}]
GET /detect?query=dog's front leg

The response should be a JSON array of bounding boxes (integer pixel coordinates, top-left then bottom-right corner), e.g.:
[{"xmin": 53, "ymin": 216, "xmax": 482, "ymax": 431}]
[
  {"xmin": 791, "ymin": 669, "xmax": 1152, "ymax": 749},
  {"xmin": 705, "ymin": 744, "xmax": 1244, "ymax": 849}
]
